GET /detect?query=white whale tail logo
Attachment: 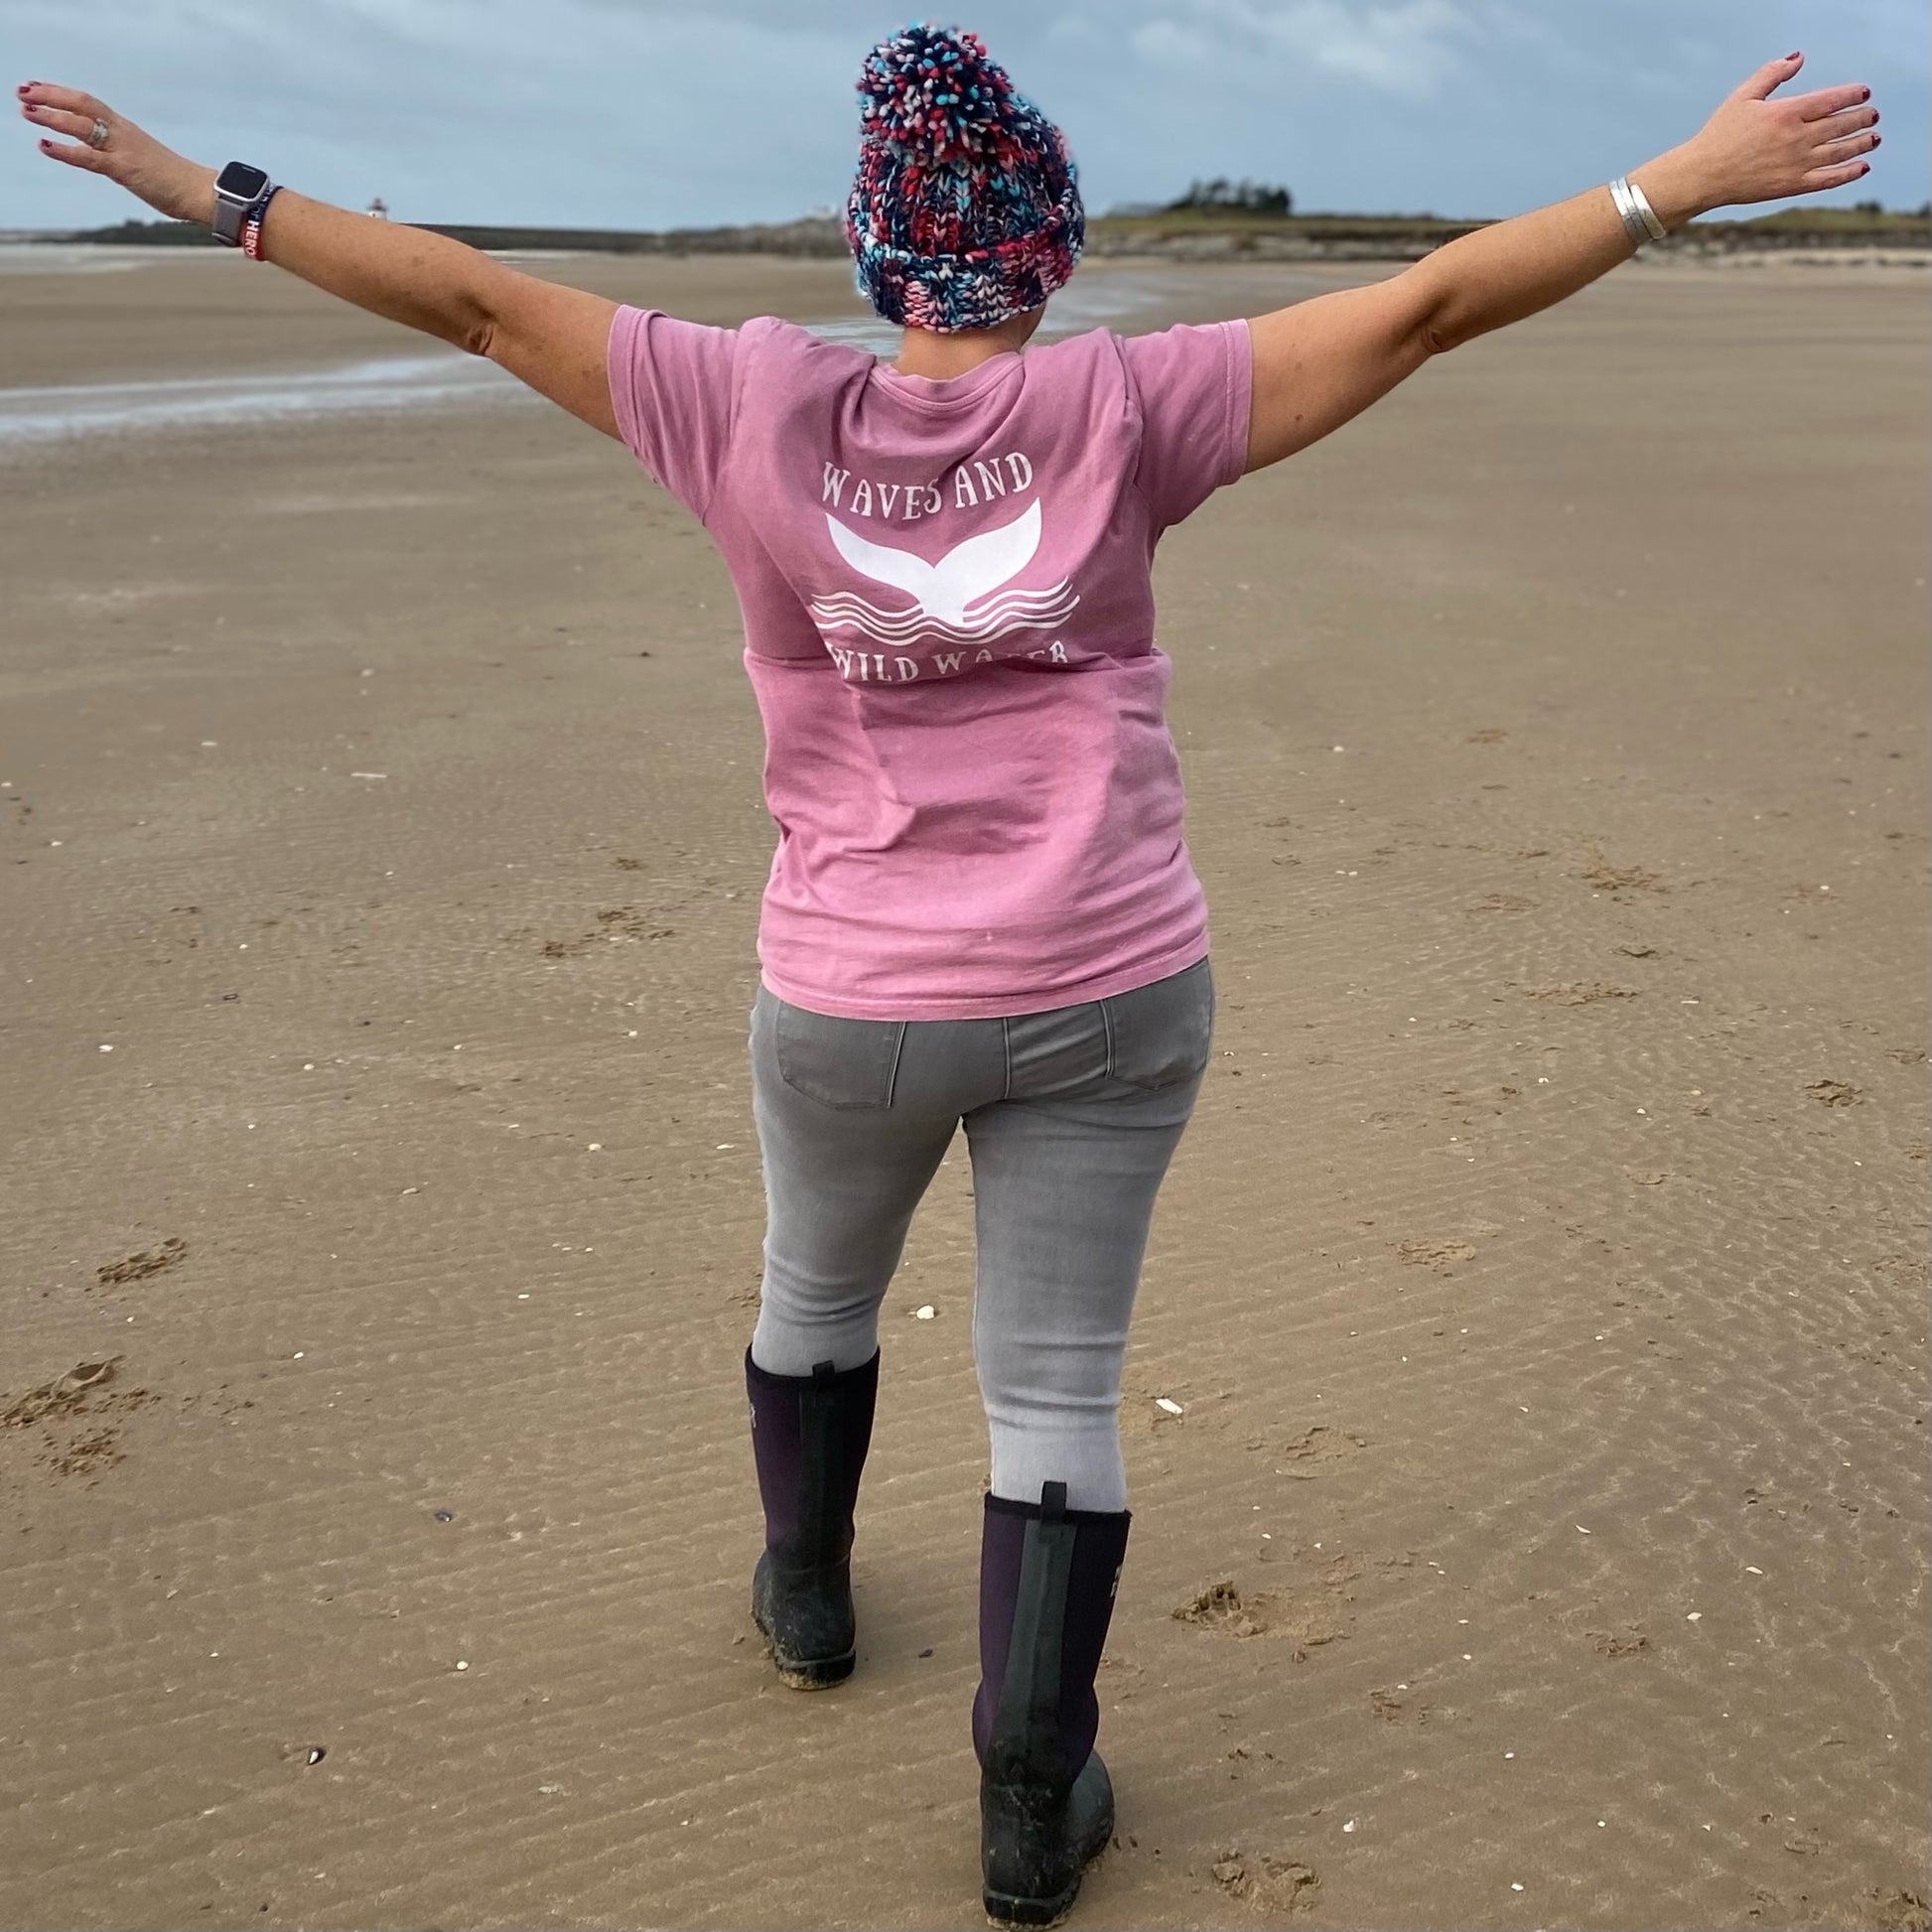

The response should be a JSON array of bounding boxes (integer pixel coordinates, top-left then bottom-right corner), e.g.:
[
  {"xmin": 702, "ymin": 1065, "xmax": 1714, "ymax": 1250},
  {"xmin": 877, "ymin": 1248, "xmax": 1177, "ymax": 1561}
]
[{"xmin": 812, "ymin": 498, "xmax": 1078, "ymax": 647}]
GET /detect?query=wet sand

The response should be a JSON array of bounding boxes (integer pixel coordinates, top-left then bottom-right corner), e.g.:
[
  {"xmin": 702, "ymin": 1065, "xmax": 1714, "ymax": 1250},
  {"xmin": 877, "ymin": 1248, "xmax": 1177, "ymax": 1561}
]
[{"xmin": 1, "ymin": 251, "xmax": 1926, "ymax": 1932}]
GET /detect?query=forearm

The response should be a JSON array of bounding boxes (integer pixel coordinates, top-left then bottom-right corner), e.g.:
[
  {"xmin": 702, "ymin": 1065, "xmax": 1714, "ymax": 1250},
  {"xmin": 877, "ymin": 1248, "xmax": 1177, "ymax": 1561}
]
[
  {"xmin": 1412, "ymin": 147, "xmax": 1713, "ymax": 354},
  {"xmin": 174, "ymin": 167, "xmax": 509, "ymax": 352},
  {"xmin": 21, "ymin": 84, "xmax": 622, "ymax": 432}
]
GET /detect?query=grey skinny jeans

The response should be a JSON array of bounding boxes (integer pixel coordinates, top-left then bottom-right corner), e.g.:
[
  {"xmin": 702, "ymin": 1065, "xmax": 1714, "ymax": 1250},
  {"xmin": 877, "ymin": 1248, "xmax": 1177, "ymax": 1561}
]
[{"xmin": 747, "ymin": 956, "xmax": 1214, "ymax": 1513}]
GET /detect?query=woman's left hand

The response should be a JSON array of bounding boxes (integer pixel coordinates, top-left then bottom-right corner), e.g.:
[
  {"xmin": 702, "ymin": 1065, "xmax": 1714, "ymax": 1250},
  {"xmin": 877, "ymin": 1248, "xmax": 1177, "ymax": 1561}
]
[{"xmin": 17, "ymin": 81, "xmax": 214, "ymax": 224}]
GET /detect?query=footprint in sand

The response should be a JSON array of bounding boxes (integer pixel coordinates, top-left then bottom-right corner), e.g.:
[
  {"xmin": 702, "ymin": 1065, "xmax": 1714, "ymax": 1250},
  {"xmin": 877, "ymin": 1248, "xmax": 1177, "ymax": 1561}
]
[
  {"xmin": 1211, "ymin": 1849, "xmax": 1319, "ymax": 1915},
  {"xmin": 2, "ymin": 1357, "xmax": 158, "ymax": 1480},
  {"xmin": 1173, "ymin": 1580, "xmax": 1347, "ymax": 1658},
  {"xmin": 1578, "ymin": 857, "xmax": 1667, "ymax": 895},
  {"xmin": 1589, "ymin": 1627, "xmax": 1651, "ymax": 1659},
  {"xmin": 1398, "ymin": 1238, "xmax": 1474, "ymax": 1269},
  {"xmin": 1864, "ymin": 1888, "xmax": 1931, "ymax": 1932},
  {"xmin": 1253, "ymin": 1424, "xmax": 1368, "ymax": 1479},
  {"xmin": 2, "ymin": 1356, "xmax": 122, "ymax": 1428},
  {"xmin": 542, "ymin": 908, "xmax": 679, "ymax": 957},
  {"xmin": 95, "ymin": 1237, "xmax": 188, "ymax": 1287},
  {"xmin": 1368, "ymin": 1685, "xmax": 1444, "ymax": 1725},
  {"xmin": 1522, "ymin": 981, "xmax": 1639, "ymax": 1005},
  {"xmin": 1806, "ymin": 1079, "xmax": 1863, "ymax": 1108}
]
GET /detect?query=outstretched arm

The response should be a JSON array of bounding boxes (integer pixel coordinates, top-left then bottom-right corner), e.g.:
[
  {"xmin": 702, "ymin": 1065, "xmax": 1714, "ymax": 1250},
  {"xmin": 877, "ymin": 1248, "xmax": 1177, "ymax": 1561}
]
[
  {"xmin": 1242, "ymin": 52, "xmax": 1879, "ymax": 473},
  {"xmin": 17, "ymin": 81, "xmax": 620, "ymax": 438}
]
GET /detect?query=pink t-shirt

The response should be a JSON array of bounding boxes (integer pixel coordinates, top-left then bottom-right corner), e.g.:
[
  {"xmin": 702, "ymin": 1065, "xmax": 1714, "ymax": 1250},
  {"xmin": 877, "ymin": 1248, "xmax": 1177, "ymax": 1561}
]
[{"xmin": 607, "ymin": 305, "xmax": 1252, "ymax": 1020}]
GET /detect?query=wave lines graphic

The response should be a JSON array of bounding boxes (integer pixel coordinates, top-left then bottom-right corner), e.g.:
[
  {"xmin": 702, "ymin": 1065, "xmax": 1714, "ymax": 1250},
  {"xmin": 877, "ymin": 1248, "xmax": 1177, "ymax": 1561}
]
[{"xmin": 809, "ymin": 580, "xmax": 1079, "ymax": 648}]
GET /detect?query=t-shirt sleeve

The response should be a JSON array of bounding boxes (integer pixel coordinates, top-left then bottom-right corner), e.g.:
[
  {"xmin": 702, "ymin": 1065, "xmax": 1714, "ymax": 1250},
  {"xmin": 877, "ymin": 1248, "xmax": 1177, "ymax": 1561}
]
[
  {"xmin": 606, "ymin": 305, "xmax": 740, "ymax": 520},
  {"xmin": 1119, "ymin": 319, "xmax": 1253, "ymax": 530}
]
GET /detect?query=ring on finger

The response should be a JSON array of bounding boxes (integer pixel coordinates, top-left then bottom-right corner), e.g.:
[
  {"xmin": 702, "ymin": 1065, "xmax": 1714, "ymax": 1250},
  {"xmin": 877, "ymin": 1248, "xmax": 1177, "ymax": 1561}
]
[{"xmin": 87, "ymin": 117, "xmax": 109, "ymax": 149}]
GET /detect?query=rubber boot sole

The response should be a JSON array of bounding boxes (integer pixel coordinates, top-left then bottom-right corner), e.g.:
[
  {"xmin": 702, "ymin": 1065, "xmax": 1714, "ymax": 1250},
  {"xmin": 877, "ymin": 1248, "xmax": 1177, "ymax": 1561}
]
[
  {"xmin": 757, "ymin": 1626, "xmax": 855, "ymax": 1691},
  {"xmin": 982, "ymin": 1870, "xmax": 1084, "ymax": 1930},
  {"xmin": 981, "ymin": 1755, "xmax": 1114, "ymax": 1927},
  {"xmin": 981, "ymin": 1844, "xmax": 1107, "ymax": 1928},
  {"xmin": 751, "ymin": 1554, "xmax": 855, "ymax": 1690}
]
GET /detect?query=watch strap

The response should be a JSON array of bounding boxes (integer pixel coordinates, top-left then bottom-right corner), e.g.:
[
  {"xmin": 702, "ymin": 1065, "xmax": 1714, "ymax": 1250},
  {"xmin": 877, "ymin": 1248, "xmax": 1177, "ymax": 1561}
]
[
  {"xmin": 210, "ymin": 167, "xmax": 274, "ymax": 247},
  {"xmin": 241, "ymin": 187, "xmax": 281, "ymax": 261}
]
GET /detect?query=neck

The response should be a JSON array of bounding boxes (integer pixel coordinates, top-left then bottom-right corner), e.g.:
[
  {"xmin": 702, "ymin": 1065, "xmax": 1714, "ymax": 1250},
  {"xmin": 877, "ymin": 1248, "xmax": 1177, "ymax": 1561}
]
[{"xmin": 892, "ymin": 312, "xmax": 1037, "ymax": 378}]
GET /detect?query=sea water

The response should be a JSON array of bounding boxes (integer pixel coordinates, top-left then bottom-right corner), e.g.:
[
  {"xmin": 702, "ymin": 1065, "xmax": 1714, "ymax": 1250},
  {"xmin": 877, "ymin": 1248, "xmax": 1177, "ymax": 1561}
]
[{"xmin": 0, "ymin": 255, "xmax": 1183, "ymax": 453}]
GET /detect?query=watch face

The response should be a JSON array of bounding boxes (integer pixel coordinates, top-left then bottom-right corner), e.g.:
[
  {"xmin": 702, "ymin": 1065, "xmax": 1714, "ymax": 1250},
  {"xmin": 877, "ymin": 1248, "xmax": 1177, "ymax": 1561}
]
[{"xmin": 216, "ymin": 162, "xmax": 270, "ymax": 201}]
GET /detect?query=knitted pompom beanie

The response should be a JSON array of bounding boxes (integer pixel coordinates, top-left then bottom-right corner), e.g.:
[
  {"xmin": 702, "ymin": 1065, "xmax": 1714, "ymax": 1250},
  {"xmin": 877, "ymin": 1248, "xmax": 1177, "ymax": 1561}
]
[{"xmin": 846, "ymin": 22, "xmax": 1083, "ymax": 334}]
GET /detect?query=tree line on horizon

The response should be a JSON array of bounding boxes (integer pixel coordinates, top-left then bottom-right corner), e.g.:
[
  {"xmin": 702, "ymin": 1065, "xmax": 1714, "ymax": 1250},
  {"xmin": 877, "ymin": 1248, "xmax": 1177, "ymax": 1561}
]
[
  {"xmin": 1143, "ymin": 187, "xmax": 1929, "ymax": 224},
  {"xmin": 1166, "ymin": 178, "xmax": 1294, "ymax": 215}
]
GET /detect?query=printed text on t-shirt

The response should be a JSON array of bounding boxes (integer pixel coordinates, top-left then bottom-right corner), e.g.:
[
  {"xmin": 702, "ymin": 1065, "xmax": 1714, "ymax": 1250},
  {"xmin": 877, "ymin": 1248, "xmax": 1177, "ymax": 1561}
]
[{"xmin": 820, "ymin": 452, "xmax": 1035, "ymax": 520}]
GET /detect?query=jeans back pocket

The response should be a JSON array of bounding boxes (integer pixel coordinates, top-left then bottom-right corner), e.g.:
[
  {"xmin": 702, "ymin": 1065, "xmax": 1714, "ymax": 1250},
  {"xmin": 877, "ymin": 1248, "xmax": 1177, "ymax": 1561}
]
[
  {"xmin": 1099, "ymin": 957, "xmax": 1215, "ymax": 1093},
  {"xmin": 768, "ymin": 993, "xmax": 908, "ymax": 1111}
]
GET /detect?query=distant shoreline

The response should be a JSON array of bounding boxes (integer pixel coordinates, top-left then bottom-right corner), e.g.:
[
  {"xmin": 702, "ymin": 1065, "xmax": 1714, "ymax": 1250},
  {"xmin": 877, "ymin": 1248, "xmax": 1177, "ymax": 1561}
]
[{"xmin": 15, "ymin": 207, "xmax": 1930, "ymax": 263}]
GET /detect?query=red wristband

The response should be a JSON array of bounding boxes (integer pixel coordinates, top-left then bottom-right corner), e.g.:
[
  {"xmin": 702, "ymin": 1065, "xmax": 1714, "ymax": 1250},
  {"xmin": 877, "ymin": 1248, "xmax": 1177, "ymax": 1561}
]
[{"xmin": 240, "ymin": 187, "xmax": 280, "ymax": 261}]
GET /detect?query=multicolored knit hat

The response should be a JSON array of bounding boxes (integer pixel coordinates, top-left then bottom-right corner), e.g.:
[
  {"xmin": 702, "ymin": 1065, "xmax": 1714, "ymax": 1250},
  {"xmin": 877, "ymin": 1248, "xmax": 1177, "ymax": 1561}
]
[{"xmin": 846, "ymin": 23, "xmax": 1083, "ymax": 334}]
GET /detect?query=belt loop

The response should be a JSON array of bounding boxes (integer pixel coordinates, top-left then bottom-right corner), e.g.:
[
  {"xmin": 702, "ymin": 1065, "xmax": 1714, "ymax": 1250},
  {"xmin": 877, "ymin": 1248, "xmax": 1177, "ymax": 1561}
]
[{"xmin": 1000, "ymin": 1014, "xmax": 1013, "ymax": 1100}]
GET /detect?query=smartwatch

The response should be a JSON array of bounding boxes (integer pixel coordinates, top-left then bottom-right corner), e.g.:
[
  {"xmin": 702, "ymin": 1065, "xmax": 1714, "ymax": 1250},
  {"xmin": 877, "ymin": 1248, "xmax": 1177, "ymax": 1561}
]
[{"xmin": 211, "ymin": 161, "xmax": 274, "ymax": 246}]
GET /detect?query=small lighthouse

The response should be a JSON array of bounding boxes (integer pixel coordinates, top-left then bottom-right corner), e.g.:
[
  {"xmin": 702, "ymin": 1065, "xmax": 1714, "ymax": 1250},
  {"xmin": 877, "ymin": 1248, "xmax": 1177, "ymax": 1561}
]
[{"xmin": 365, "ymin": 196, "xmax": 389, "ymax": 219}]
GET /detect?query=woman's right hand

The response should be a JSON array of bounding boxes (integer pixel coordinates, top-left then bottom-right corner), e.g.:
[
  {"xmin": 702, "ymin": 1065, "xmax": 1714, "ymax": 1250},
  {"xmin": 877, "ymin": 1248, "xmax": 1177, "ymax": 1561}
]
[
  {"xmin": 1678, "ymin": 53, "xmax": 1878, "ymax": 211},
  {"xmin": 17, "ymin": 81, "xmax": 215, "ymax": 224}
]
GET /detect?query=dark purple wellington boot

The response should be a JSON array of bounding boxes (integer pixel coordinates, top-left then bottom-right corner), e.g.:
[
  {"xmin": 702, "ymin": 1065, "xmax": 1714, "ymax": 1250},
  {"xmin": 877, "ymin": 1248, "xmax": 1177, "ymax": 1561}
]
[
  {"xmin": 974, "ymin": 1481, "xmax": 1132, "ymax": 1928},
  {"xmin": 744, "ymin": 1348, "xmax": 879, "ymax": 1690}
]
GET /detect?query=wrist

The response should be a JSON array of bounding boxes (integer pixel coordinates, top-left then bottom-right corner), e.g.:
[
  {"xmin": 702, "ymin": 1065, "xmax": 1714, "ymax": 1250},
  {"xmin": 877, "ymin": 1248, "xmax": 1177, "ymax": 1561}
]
[
  {"xmin": 1630, "ymin": 146, "xmax": 1718, "ymax": 229},
  {"xmin": 167, "ymin": 162, "xmax": 218, "ymax": 227}
]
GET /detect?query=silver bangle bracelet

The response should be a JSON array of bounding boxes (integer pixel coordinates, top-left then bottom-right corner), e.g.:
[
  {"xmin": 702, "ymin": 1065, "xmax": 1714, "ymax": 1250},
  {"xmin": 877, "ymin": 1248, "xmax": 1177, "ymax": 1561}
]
[
  {"xmin": 1608, "ymin": 176, "xmax": 1648, "ymax": 246},
  {"xmin": 1608, "ymin": 175, "xmax": 1669, "ymax": 247},
  {"xmin": 1625, "ymin": 176, "xmax": 1669, "ymax": 241}
]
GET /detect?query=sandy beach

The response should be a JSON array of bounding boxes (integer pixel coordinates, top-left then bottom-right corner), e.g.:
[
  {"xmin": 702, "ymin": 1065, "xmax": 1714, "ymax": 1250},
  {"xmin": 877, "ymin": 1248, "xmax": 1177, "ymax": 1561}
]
[{"xmin": 1, "ymin": 249, "xmax": 1926, "ymax": 1931}]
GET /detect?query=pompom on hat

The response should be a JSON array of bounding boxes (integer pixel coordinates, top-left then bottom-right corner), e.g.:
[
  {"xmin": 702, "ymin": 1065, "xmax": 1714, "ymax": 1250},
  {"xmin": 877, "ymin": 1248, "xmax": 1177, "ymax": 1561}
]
[{"xmin": 846, "ymin": 22, "xmax": 1083, "ymax": 334}]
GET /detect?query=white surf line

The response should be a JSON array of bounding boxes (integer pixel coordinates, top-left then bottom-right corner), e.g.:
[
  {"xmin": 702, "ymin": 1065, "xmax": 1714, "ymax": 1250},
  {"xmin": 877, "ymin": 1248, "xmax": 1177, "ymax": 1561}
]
[
  {"xmin": 0, "ymin": 244, "xmax": 157, "ymax": 275},
  {"xmin": 0, "ymin": 351, "xmax": 522, "ymax": 452}
]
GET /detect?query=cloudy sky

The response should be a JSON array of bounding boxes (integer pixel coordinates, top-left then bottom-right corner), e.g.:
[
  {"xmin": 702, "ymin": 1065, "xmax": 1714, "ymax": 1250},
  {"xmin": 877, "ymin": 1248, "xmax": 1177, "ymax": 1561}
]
[{"xmin": 4, "ymin": 0, "xmax": 1925, "ymax": 231}]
